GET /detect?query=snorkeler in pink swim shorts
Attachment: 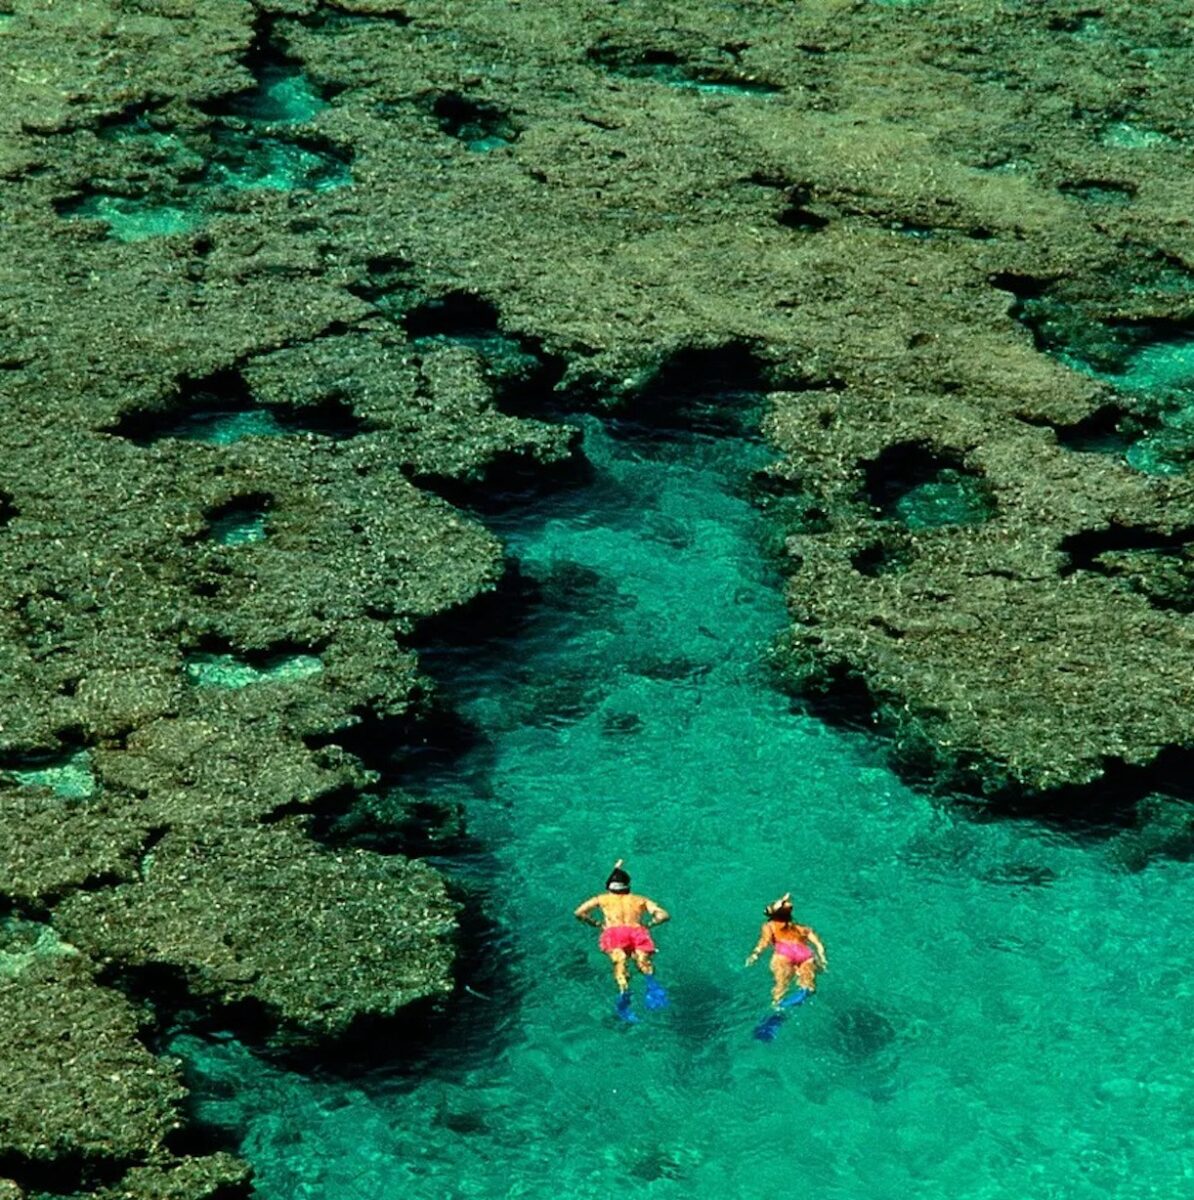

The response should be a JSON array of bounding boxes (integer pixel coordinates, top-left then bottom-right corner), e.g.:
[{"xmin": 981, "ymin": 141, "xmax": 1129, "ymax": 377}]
[
  {"xmin": 574, "ymin": 860, "xmax": 669, "ymax": 994},
  {"xmin": 746, "ymin": 892, "xmax": 827, "ymax": 1008}
]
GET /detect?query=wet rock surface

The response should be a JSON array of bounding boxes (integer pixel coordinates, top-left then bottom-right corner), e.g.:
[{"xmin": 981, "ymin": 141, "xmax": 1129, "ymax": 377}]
[
  {"xmin": 56, "ymin": 821, "xmax": 457, "ymax": 1038},
  {"xmin": 2, "ymin": 0, "xmax": 1193, "ymax": 1191},
  {"xmin": 0, "ymin": 945, "xmax": 182, "ymax": 1190}
]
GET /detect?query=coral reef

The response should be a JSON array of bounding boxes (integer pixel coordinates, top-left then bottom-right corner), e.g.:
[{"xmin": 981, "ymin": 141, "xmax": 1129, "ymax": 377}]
[{"xmin": 1, "ymin": 0, "xmax": 1193, "ymax": 1191}]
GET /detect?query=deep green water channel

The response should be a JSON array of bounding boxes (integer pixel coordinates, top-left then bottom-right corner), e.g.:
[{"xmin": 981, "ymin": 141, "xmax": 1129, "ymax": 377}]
[{"xmin": 177, "ymin": 405, "xmax": 1194, "ymax": 1198}]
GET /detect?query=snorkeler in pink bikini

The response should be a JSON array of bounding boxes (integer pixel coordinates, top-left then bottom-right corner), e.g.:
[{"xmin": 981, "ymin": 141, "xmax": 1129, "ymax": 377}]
[{"xmin": 746, "ymin": 892, "xmax": 827, "ymax": 1008}]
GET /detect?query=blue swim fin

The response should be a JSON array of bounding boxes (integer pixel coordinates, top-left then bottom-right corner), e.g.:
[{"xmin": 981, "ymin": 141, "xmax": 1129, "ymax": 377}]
[
  {"xmin": 779, "ymin": 988, "xmax": 808, "ymax": 1009},
  {"xmin": 754, "ymin": 1012, "xmax": 784, "ymax": 1042},
  {"xmin": 615, "ymin": 991, "xmax": 638, "ymax": 1023},
  {"xmin": 644, "ymin": 976, "xmax": 669, "ymax": 1011}
]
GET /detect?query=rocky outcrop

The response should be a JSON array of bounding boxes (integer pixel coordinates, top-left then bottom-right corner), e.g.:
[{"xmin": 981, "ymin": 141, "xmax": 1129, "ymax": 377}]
[
  {"xmin": 0, "ymin": 937, "xmax": 245, "ymax": 1199},
  {"xmin": 56, "ymin": 822, "xmax": 457, "ymax": 1038},
  {"xmin": 1, "ymin": 0, "xmax": 1193, "ymax": 1191}
]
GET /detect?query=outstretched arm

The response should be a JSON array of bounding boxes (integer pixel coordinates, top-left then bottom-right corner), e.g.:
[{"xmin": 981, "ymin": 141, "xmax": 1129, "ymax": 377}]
[
  {"xmin": 574, "ymin": 896, "xmax": 603, "ymax": 927},
  {"xmin": 745, "ymin": 922, "xmax": 774, "ymax": 966},
  {"xmin": 807, "ymin": 929, "xmax": 828, "ymax": 969},
  {"xmin": 644, "ymin": 898, "xmax": 670, "ymax": 926}
]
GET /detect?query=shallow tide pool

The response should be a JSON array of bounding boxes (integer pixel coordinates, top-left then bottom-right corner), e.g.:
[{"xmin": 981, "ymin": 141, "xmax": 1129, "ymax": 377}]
[{"xmin": 179, "ymin": 407, "xmax": 1194, "ymax": 1199}]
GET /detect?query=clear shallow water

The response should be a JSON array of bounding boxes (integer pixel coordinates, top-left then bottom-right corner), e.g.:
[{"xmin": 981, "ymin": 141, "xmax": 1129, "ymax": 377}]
[
  {"xmin": 1021, "ymin": 292, "xmax": 1194, "ymax": 475},
  {"xmin": 894, "ymin": 471, "xmax": 994, "ymax": 528},
  {"xmin": 185, "ymin": 651, "xmax": 323, "ymax": 688},
  {"xmin": 58, "ymin": 66, "xmax": 347, "ymax": 241},
  {"xmin": 179, "ymin": 412, "xmax": 1194, "ymax": 1199},
  {"xmin": 4, "ymin": 750, "xmax": 95, "ymax": 798},
  {"xmin": 209, "ymin": 508, "xmax": 268, "ymax": 546}
]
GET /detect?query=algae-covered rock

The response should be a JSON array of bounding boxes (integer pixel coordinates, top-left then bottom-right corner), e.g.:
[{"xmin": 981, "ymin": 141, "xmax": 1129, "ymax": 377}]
[
  {"xmin": 766, "ymin": 389, "xmax": 1194, "ymax": 793},
  {"xmin": 89, "ymin": 1153, "xmax": 250, "ymax": 1200},
  {"xmin": 0, "ymin": 954, "xmax": 182, "ymax": 1177},
  {"xmin": 0, "ymin": 785, "xmax": 151, "ymax": 906},
  {"xmin": 55, "ymin": 822, "xmax": 457, "ymax": 1038},
  {"xmin": 2, "ymin": 0, "xmax": 1194, "ymax": 1190},
  {"xmin": 92, "ymin": 717, "xmax": 361, "ymax": 827}
]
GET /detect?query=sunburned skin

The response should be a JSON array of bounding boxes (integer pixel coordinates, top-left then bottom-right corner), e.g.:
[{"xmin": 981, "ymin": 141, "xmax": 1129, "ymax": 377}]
[{"xmin": 574, "ymin": 888, "xmax": 669, "ymax": 992}]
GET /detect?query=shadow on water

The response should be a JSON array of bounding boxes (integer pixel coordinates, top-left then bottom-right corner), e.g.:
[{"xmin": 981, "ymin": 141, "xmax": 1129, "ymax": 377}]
[{"xmin": 106, "ymin": 367, "xmax": 368, "ymax": 445}]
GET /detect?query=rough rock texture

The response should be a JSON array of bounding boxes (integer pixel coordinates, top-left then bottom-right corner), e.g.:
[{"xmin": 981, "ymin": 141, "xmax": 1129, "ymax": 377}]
[
  {"xmin": 56, "ymin": 822, "xmax": 457, "ymax": 1037},
  {"xmin": 2, "ymin": 0, "xmax": 1194, "ymax": 1192},
  {"xmin": 86, "ymin": 1154, "xmax": 251, "ymax": 1200},
  {"xmin": 0, "ymin": 950, "xmax": 181, "ymax": 1183}
]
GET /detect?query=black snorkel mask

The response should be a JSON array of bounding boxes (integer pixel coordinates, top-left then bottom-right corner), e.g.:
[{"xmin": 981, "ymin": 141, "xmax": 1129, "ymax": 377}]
[{"xmin": 606, "ymin": 859, "xmax": 631, "ymax": 894}]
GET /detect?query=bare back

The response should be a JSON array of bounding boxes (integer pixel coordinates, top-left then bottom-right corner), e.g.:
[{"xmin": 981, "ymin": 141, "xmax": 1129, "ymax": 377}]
[{"xmin": 575, "ymin": 891, "xmax": 667, "ymax": 928}]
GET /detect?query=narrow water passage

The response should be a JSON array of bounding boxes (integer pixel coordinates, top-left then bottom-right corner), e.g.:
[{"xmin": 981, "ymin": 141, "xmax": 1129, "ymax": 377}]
[{"xmin": 179, "ymin": 409, "xmax": 1194, "ymax": 1199}]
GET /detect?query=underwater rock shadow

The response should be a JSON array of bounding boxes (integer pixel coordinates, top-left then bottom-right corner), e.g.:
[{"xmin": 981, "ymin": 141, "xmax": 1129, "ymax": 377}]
[
  {"xmin": 429, "ymin": 93, "xmax": 520, "ymax": 152},
  {"xmin": 299, "ymin": 700, "xmax": 496, "ymax": 861},
  {"xmin": 200, "ymin": 12, "xmax": 343, "ymax": 128},
  {"xmin": 410, "ymin": 557, "xmax": 632, "ymax": 740},
  {"xmin": 402, "ymin": 290, "xmax": 574, "ymax": 415},
  {"xmin": 127, "ymin": 908, "xmax": 524, "ymax": 1085},
  {"xmin": 858, "ymin": 440, "xmax": 996, "ymax": 528},
  {"xmin": 403, "ymin": 441, "xmax": 592, "ymax": 516},
  {"xmin": 106, "ymin": 367, "xmax": 369, "ymax": 445},
  {"xmin": 775, "ymin": 647, "xmax": 1194, "ymax": 848},
  {"xmin": 0, "ymin": 1148, "xmax": 127, "ymax": 1199},
  {"xmin": 604, "ymin": 342, "xmax": 778, "ymax": 440},
  {"xmin": 585, "ymin": 42, "xmax": 783, "ymax": 95}
]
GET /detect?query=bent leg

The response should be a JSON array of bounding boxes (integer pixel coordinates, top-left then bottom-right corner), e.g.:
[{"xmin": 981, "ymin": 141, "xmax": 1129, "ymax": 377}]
[
  {"xmin": 606, "ymin": 949, "xmax": 630, "ymax": 992},
  {"xmin": 796, "ymin": 958, "xmax": 819, "ymax": 993},
  {"xmin": 632, "ymin": 949, "xmax": 655, "ymax": 976},
  {"xmin": 769, "ymin": 955, "xmax": 794, "ymax": 1006}
]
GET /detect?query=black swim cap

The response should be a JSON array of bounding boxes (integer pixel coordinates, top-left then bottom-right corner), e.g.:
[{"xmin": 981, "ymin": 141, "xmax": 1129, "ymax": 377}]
[{"xmin": 606, "ymin": 866, "xmax": 631, "ymax": 893}]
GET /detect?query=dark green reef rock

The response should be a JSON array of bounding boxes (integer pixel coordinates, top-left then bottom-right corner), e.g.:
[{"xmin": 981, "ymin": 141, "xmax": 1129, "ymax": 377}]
[{"xmin": 1, "ymin": 0, "xmax": 1192, "ymax": 1193}]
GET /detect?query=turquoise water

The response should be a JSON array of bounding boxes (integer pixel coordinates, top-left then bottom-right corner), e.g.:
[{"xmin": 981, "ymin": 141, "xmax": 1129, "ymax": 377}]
[
  {"xmin": 1116, "ymin": 338, "xmax": 1194, "ymax": 474},
  {"xmin": 895, "ymin": 474, "xmax": 993, "ymax": 527},
  {"xmin": 209, "ymin": 504, "xmax": 268, "ymax": 546},
  {"xmin": 224, "ymin": 64, "xmax": 328, "ymax": 125},
  {"xmin": 0, "ymin": 919, "xmax": 76, "ymax": 978},
  {"xmin": 59, "ymin": 65, "xmax": 347, "ymax": 241},
  {"xmin": 185, "ymin": 651, "xmax": 322, "ymax": 688},
  {"xmin": 161, "ymin": 408, "xmax": 288, "ymax": 444},
  {"xmin": 62, "ymin": 195, "xmax": 203, "ymax": 243},
  {"xmin": 1101, "ymin": 122, "xmax": 1173, "ymax": 150},
  {"xmin": 174, "ymin": 402, "xmax": 1194, "ymax": 1198},
  {"xmin": 888, "ymin": 468, "xmax": 994, "ymax": 529},
  {"xmin": 208, "ymin": 131, "xmax": 350, "ymax": 194},
  {"xmin": 1019, "ymin": 294, "xmax": 1194, "ymax": 474},
  {"xmin": 4, "ymin": 750, "xmax": 95, "ymax": 798}
]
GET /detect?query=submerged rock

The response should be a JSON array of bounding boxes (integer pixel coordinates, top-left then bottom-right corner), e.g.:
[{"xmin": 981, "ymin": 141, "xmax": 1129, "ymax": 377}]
[{"xmin": 2, "ymin": 0, "xmax": 1194, "ymax": 1189}]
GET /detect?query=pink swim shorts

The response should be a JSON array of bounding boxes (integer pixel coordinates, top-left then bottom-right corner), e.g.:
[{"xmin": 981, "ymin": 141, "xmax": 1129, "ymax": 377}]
[
  {"xmin": 599, "ymin": 925, "xmax": 656, "ymax": 954},
  {"xmin": 775, "ymin": 940, "xmax": 813, "ymax": 965}
]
